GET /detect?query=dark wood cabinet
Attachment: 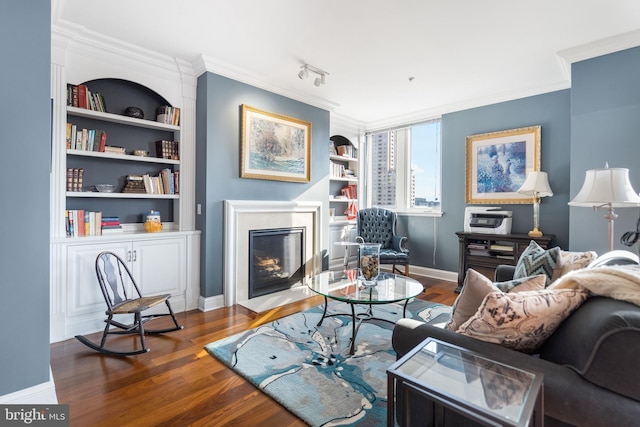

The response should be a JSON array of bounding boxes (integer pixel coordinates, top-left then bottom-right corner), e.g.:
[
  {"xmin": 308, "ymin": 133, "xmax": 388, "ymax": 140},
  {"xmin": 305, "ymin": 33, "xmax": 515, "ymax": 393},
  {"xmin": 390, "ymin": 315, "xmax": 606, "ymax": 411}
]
[{"xmin": 455, "ymin": 231, "xmax": 554, "ymax": 292}]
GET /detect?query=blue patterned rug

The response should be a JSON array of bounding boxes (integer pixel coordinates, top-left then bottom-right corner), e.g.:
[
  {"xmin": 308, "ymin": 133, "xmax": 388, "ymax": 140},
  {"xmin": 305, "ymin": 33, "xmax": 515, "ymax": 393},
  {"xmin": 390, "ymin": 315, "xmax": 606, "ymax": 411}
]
[{"xmin": 205, "ymin": 299, "xmax": 451, "ymax": 426}]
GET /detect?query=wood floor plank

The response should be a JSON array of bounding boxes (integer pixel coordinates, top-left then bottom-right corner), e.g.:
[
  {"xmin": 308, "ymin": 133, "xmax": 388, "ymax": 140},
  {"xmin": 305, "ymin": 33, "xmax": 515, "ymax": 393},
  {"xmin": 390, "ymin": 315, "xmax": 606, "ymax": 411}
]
[{"xmin": 50, "ymin": 276, "xmax": 456, "ymax": 426}]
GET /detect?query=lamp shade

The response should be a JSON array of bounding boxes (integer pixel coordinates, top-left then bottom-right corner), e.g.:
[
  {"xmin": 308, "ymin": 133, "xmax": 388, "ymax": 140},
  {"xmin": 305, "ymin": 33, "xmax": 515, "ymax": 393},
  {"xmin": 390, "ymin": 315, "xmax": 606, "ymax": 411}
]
[
  {"xmin": 517, "ymin": 171, "xmax": 553, "ymax": 197},
  {"xmin": 569, "ymin": 167, "xmax": 640, "ymax": 207}
]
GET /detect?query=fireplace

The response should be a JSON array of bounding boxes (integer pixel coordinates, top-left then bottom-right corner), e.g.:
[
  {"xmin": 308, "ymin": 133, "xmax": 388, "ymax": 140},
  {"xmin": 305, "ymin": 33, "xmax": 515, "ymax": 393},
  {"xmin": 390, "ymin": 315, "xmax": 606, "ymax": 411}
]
[
  {"xmin": 223, "ymin": 200, "xmax": 322, "ymax": 312},
  {"xmin": 248, "ymin": 227, "xmax": 305, "ymax": 298}
]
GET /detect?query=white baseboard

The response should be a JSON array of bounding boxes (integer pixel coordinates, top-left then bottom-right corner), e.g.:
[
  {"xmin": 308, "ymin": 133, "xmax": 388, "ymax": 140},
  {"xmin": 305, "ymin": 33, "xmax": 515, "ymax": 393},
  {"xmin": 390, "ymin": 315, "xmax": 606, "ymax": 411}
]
[
  {"xmin": 198, "ymin": 294, "xmax": 225, "ymax": 312},
  {"xmin": 0, "ymin": 367, "xmax": 57, "ymax": 404}
]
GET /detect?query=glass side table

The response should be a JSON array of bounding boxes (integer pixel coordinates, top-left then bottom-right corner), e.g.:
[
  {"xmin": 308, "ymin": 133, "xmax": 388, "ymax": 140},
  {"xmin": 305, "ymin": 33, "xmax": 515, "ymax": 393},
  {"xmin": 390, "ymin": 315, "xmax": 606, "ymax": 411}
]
[{"xmin": 387, "ymin": 338, "xmax": 543, "ymax": 427}]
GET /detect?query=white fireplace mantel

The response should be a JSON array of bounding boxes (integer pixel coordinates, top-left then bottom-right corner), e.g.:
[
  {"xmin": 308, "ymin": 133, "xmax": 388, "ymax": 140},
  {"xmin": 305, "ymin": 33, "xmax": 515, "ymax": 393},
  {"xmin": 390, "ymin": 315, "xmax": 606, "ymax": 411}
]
[{"xmin": 223, "ymin": 200, "xmax": 323, "ymax": 311}]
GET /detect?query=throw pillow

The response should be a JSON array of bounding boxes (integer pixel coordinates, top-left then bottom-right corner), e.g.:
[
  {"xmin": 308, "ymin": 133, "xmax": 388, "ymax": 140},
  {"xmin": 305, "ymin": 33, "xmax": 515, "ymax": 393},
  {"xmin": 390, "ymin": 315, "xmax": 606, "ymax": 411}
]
[
  {"xmin": 445, "ymin": 269, "xmax": 546, "ymax": 332},
  {"xmin": 550, "ymin": 250, "xmax": 598, "ymax": 282},
  {"xmin": 457, "ymin": 288, "xmax": 589, "ymax": 353},
  {"xmin": 514, "ymin": 240, "xmax": 561, "ymax": 285}
]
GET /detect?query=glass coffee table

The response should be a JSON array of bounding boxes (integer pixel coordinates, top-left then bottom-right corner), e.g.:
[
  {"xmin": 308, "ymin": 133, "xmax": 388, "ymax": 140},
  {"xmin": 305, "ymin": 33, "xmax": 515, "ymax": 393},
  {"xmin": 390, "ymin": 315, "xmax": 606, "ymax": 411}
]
[
  {"xmin": 306, "ymin": 269, "xmax": 424, "ymax": 355},
  {"xmin": 387, "ymin": 337, "xmax": 543, "ymax": 427}
]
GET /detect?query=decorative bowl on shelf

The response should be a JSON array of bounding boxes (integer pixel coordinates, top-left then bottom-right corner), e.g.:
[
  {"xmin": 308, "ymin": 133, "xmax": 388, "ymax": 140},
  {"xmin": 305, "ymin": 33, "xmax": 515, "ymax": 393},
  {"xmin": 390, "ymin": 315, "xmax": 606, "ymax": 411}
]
[
  {"xmin": 95, "ymin": 184, "xmax": 117, "ymax": 193},
  {"xmin": 124, "ymin": 106, "xmax": 144, "ymax": 119},
  {"xmin": 133, "ymin": 150, "xmax": 148, "ymax": 157}
]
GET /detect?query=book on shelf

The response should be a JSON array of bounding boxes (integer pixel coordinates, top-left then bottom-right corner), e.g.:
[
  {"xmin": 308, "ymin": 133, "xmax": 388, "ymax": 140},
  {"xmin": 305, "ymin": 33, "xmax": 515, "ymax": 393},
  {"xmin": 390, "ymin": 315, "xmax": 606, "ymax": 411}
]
[
  {"xmin": 123, "ymin": 175, "xmax": 147, "ymax": 193},
  {"xmin": 340, "ymin": 184, "xmax": 357, "ymax": 199},
  {"xmin": 173, "ymin": 170, "xmax": 180, "ymax": 195},
  {"xmin": 101, "ymin": 216, "xmax": 122, "ymax": 234},
  {"xmin": 103, "ymin": 145, "xmax": 126, "ymax": 154}
]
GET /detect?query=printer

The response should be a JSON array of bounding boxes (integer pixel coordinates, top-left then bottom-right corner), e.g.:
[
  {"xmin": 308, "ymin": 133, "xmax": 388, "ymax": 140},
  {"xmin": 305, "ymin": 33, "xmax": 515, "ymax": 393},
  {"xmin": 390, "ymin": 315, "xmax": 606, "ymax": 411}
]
[{"xmin": 464, "ymin": 207, "xmax": 512, "ymax": 235}]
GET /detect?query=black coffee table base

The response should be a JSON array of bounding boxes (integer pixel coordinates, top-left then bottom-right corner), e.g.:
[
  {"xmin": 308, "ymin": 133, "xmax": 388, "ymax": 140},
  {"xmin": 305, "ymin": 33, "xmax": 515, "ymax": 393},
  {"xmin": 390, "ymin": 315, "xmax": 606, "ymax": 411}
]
[{"xmin": 316, "ymin": 295, "xmax": 411, "ymax": 355}]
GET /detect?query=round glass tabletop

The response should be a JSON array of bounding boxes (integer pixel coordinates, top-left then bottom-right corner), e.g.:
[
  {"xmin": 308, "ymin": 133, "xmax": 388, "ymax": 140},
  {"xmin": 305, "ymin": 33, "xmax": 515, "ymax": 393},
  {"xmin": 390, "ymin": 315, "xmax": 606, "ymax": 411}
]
[{"xmin": 306, "ymin": 269, "xmax": 424, "ymax": 304}]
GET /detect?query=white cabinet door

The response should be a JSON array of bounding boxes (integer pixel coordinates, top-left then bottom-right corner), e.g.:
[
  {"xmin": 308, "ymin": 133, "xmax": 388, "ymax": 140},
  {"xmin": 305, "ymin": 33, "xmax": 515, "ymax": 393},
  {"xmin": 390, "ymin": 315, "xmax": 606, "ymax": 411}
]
[
  {"xmin": 131, "ymin": 237, "xmax": 186, "ymax": 297},
  {"xmin": 66, "ymin": 241, "xmax": 131, "ymax": 319}
]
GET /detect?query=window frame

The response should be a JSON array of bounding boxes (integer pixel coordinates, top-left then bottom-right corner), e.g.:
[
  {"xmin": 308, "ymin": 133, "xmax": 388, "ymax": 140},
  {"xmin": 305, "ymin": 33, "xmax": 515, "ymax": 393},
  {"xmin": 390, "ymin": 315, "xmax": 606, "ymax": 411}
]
[{"xmin": 362, "ymin": 118, "xmax": 442, "ymax": 217}]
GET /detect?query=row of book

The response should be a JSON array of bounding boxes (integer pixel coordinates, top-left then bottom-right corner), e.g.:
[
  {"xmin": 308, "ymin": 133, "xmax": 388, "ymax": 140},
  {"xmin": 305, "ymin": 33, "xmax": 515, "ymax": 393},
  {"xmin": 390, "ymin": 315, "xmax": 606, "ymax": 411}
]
[
  {"xmin": 67, "ymin": 84, "xmax": 107, "ymax": 112},
  {"xmin": 66, "ymin": 123, "xmax": 107, "ymax": 151},
  {"xmin": 155, "ymin": 140, "xmax": 179, "ymax": 159},
  {"xmin": 65, "ymin": 210, "xmax": 103, "ymax": 237},
  {"xmin": 330, "ymin": 162, "xmax": 356, "ymax": 179},
  {"xmin": 156, "ymin": 106, "xmax": 181, "ymax": 126},
  {"xmin": 330, "ymin": 142, "xmax": 357, "ymax": 158},
  {"xmin": 66, "ymin": 168, "xmax": 84, "ymax": 192},
  {"xmin": 123, "ymin": 170, "xmax": 179, "ymax": 195}
]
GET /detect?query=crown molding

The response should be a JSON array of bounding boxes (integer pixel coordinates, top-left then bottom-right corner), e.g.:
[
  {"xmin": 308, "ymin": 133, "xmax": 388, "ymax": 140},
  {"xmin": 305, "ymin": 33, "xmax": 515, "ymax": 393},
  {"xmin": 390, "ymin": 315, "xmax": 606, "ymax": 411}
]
[
  {"xmin": 558, "ymin": 29, "xmax": 640, "ymax": 65},
  {"xmin": 194, "ymin": 54, "xmax": 340, "ymax": 112},
  {"xmin": 363, "ymin": 79, "xmax": 571, "ymax": 132}
]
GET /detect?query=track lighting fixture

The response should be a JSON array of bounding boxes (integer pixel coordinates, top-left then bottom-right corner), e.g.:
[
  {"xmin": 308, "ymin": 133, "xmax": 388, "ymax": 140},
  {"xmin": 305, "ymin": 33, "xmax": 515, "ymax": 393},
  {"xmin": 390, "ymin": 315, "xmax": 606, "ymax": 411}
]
[
  {"xmin": 298, "ymin": 64, "xmax": 328, "ymax": 87},
  {"xmin": 298, "ymin": 66, "xmax": 308, "ymax": 80}
]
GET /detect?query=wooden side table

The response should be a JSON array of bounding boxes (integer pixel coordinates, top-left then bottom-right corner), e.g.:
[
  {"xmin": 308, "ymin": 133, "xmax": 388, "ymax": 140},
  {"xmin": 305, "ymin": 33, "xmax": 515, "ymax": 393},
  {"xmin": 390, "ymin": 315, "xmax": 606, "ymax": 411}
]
[{"xmin": 387, "ymin": 338, "xmax": 543, "ymax": 427}]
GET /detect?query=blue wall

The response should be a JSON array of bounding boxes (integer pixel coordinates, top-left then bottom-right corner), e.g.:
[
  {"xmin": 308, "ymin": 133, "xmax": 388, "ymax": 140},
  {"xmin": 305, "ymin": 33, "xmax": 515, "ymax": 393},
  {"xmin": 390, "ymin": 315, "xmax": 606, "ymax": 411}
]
[
  {"xmin": 569, "ymin": 47, "xmax": 640, "ymax": 254},
  {"xmin": 400, "ymin": 90, "xmax": 572, "ymax": 273},
  {"xmin": 196, "ymin": 72, "xmax": 330, "ymax": 297},
  {"xmin": 0, "ymin": 0, "xmax": 51, "ymax": 396},
  {"xmin": 196, "ymin": 47, "xmax": 640, "ymax": 290}
]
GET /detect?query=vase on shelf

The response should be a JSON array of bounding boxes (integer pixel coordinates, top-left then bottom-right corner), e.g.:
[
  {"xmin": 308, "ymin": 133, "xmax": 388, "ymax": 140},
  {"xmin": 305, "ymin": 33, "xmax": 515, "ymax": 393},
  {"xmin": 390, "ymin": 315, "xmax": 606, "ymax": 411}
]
[{"xmin": 359, "ymin": 243, "xmax": 380, "ymax": 286}]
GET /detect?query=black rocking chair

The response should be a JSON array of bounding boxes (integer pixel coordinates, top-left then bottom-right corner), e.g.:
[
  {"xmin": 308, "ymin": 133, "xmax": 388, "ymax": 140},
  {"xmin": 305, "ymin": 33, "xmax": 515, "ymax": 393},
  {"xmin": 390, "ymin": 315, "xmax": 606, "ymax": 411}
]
[{"xmin": 75, "ymin": 251, "xmax": 183, "ymax": 356}]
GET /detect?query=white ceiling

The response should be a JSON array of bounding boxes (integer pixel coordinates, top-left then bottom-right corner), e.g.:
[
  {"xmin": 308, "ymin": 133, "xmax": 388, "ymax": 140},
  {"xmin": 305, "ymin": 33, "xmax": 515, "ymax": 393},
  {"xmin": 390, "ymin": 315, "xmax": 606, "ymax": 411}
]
[{"xmin": 54, "ymin": 0, "xmax": 640, "ymax": 129}]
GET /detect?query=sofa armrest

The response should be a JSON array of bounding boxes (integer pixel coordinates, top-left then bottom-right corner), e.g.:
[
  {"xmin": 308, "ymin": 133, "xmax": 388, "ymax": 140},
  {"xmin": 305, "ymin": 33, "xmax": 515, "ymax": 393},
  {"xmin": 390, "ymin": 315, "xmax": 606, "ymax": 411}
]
[
  {"xmin": 392, "ymin": 319, "xmax": 640, "ymax": 426},
  {"xmin": 494, "ymin": 264, "xmax": 516, "ymax": 282}
]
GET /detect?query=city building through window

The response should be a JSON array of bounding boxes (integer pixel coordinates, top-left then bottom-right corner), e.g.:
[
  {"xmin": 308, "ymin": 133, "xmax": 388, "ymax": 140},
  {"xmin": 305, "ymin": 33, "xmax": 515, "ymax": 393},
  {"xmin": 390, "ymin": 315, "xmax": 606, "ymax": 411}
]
[{"xmin": 363, "ymin": 119, "xmax": 441, "ymax": 214}]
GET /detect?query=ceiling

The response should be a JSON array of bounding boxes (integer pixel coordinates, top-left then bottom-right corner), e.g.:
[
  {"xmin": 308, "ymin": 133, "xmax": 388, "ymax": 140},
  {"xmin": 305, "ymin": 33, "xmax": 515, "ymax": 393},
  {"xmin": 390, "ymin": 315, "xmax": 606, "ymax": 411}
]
[{"xmin": 54, "ymin": 0, "xmax": 640, "ymax": 129}]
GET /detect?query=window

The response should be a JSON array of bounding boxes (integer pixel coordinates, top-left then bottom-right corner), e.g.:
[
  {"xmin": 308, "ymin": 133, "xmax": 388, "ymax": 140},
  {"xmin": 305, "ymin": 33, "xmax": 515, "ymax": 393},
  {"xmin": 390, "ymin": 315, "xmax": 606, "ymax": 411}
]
[{"xmin": 363, "ymin": 119, "xmax": 441, "ymax": 214}]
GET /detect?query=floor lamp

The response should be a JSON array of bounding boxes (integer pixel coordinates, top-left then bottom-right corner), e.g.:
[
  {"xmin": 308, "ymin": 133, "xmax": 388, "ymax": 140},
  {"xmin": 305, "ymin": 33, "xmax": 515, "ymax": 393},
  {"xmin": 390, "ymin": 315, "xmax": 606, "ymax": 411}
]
[
  {"xmin": 517, "ymin": 171, "xmax": 553, "ymax": 237},
  {"xmin": 568, "ymin": 165, "xmax": 640, "ymax": 251}
]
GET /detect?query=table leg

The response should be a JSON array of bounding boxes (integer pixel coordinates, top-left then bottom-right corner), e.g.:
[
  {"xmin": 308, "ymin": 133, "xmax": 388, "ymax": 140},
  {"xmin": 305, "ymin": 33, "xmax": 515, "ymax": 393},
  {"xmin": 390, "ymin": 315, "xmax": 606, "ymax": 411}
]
[
  {"xmin": 316, "ymin": 296, "xmax": 329, "ymax": 327},
  {"xmin": 349, "ymin": 303, "xmax": 356, "ymax": 355}
]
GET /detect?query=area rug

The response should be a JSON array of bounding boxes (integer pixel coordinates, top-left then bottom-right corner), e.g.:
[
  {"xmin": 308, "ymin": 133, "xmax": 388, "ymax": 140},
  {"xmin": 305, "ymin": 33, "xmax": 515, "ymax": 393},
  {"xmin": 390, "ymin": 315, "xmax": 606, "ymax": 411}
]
[{"xmin": 205, "ymin": 299, "xmax": 451, "ymax": 426}]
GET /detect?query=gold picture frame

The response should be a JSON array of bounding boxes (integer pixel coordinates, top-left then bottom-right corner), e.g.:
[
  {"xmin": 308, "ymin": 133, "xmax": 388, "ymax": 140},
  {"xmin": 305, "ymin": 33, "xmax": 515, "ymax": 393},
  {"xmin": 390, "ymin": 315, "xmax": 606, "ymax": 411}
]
[
  {"xmin": 466, "ymin": 125, "xmax": 541, "ymax": 204},
  {"xmin": 240, "ymin": 104, "xmax": 311, "ymax": 183}
]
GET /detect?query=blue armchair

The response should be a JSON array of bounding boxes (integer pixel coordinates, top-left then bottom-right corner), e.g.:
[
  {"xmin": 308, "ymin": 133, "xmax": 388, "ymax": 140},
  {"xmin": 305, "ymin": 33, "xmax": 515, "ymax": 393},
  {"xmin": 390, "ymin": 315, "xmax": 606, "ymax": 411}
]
[{"xmin": 355, "ymin": 207, "xmax": 410, "ymax": 275}]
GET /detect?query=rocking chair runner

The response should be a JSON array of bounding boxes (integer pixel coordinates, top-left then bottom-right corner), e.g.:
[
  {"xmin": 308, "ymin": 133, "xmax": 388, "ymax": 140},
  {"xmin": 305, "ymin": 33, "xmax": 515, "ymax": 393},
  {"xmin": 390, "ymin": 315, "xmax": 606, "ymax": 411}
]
[{"xmin": 75, "ymin": 251, "xmax": 183, "ymax": 356}]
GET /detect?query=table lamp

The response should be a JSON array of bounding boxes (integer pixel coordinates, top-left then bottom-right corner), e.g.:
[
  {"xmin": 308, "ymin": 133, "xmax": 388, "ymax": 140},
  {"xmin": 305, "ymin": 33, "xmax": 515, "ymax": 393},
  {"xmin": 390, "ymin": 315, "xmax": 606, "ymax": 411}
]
[
  {"xmin": 517, "ymin": 171, "xmax": 553, "ymax": 237},
  {"xmin": 568, "ymin": 164, "xmax": 640, "ymax": 251}
]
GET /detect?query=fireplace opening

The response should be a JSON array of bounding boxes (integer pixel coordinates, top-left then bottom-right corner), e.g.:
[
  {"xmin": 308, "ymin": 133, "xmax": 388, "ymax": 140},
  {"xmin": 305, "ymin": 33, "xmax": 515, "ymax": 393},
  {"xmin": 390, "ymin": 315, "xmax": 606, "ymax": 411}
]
[{"xmin": 248, "ymin": 227, "xmax": 305, "ymax": 299}]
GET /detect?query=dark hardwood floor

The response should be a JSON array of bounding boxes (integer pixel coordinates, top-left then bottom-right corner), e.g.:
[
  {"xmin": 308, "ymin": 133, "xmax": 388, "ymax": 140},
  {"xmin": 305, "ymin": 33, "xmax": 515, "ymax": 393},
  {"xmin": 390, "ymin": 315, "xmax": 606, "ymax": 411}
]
[{"xmin": 50, "ymin": 275, "xmax": 457, "ymax": 426}]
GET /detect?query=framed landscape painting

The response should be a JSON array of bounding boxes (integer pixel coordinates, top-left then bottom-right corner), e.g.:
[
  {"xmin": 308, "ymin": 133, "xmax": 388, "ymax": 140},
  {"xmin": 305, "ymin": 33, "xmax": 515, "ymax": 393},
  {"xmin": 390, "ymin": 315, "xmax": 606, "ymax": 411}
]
[
  {"xmin": 466, "ymin": 125, "xmax": 541, "ymax": 204},
  {"xmin": 240, "ymin": 104, "xmax": 311, "ymax": 183}
]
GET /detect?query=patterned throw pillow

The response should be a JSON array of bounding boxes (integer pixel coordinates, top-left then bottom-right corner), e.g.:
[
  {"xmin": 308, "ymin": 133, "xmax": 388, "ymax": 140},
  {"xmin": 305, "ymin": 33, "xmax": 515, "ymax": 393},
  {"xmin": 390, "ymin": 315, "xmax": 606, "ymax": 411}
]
[
  {"xmin": 457, "ymin": 288, "xmax": 589, "ymax": 353},
  {"xmin": 445, "ymin": 269, "xmax": 546, "ymax": 331},
  {"xmin": 550, "ymin": 250, "xmax": 598, "ymax": 282},
  {"xmin": 514, "ymin": 241, "xmax": 561, "ymax": 285}
]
